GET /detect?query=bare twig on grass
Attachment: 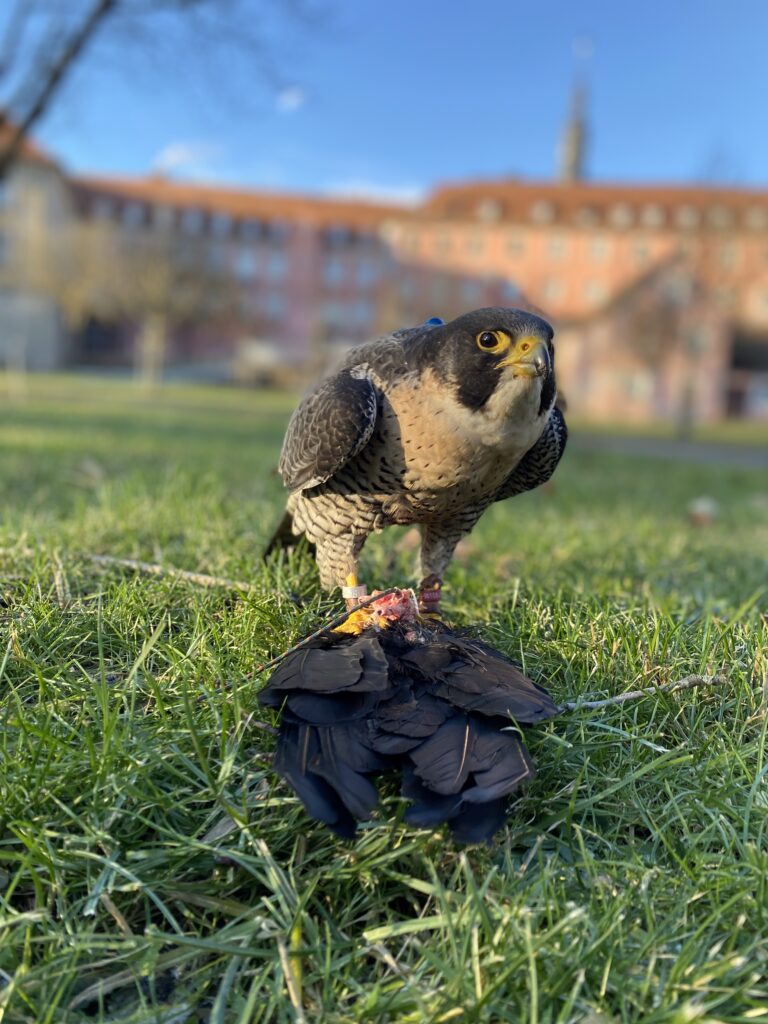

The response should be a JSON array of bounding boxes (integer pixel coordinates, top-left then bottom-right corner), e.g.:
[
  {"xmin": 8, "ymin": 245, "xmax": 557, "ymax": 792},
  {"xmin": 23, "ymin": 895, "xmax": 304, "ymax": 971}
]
[
  {"xmin": 559, "ymin": 674, "xmax": 728, "ymax": 712},
  {"xmin": 89, "ymin": 554, "xmax": 254, "ymax": 592}
]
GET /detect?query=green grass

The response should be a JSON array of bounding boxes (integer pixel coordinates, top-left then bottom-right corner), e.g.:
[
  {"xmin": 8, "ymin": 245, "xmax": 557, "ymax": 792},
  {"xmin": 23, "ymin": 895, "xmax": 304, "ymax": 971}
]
[
  {"xmin": 0, "ymin": 373, "xmax": 766, "ymax": 1024},
  {"xmin": 568, "ymin": 415, "xmax": 768, "ymax": 447}
]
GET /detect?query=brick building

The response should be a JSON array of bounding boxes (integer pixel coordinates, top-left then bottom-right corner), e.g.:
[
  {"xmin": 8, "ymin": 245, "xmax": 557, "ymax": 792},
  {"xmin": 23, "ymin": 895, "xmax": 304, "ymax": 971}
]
[
  {"xmin": 0, "ymin": 119, "xmax": 76, "ymax": 370},
  {"xmin": 70, "ymin": 176, "xmax": 517, "ymax": 381},
  {"xmin": 393, "ymin": 178, "xmax": 768, "ymax": 420},
  {"xmin": 2, "ymin": 109, "xmax": 768, "ymax": 421}
]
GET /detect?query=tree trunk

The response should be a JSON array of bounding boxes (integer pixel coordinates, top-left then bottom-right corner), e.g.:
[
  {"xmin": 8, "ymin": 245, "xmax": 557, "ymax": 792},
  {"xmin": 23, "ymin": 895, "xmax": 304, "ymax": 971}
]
[{"xmin": 136, "ymin": 313, "xmax": 167, "ymax": 392}]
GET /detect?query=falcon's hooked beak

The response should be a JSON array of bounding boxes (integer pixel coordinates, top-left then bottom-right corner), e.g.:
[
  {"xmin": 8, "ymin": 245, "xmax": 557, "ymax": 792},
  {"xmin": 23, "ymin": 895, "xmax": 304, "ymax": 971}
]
[{"xmin": 499, "ymin": 337, "xmax": 551, "ymax": 379}]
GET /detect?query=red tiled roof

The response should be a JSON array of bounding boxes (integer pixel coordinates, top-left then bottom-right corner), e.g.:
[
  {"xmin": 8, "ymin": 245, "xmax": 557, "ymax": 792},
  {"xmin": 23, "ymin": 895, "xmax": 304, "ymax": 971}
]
[
  {"xmin": 422, "ymin": 177, "xmax": 768, "ymax": 220},
  {"xmin": 0, "ymin": 117, "xmax": 60, "ymax": 170},
  {"xmin": 72, "ymin": 174, "xmax": 414, "ymax": 228}
]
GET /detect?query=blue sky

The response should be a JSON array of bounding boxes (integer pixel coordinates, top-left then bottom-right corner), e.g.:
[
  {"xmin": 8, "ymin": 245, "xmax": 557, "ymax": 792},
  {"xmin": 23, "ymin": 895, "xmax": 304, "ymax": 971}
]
[{"xmin": 31, "ymin": 0, "xmax": 768, "ymax": 200}]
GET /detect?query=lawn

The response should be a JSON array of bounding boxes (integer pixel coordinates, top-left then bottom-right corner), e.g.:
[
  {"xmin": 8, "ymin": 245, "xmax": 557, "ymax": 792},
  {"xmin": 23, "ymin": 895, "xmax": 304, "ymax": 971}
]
[{"xmin": 0, "ymin": 373, "xmax": 766, "ymax": 1024}]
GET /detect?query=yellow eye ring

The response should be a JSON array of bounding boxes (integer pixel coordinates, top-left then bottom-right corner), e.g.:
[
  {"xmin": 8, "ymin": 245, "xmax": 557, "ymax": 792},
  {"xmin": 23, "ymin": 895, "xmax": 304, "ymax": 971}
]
[{"xmin": 476, "ymin": 330, "xmax": 510, "ymax": 353}]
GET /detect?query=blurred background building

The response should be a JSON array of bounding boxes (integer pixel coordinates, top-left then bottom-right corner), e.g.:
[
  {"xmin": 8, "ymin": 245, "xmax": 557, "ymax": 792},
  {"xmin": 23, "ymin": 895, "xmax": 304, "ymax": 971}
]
[{"xmin": 1, "ymin": 88, "xmax": 768, "ymax": 423}]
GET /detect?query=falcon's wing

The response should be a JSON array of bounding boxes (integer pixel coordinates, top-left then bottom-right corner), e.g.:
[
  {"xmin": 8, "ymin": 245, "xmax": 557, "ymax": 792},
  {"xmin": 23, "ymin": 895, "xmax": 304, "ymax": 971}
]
[
  {"xmin": 278, "ymin": 368, "xmax": 379, "ymax": 492},
  {"xmin": 494, "ymin": 405, "xmax": 567, "ymax": 502}
]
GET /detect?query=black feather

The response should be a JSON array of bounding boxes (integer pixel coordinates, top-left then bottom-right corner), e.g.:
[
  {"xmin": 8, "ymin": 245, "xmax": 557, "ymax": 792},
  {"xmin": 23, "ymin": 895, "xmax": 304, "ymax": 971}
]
[
  {"xmin": 258, "ymin": 623, "xmax": 558, "ymax": 843},
  {"xmin": 273, "ymin": 725, "xmax": 357, "ymax": 838},
  {"xmin": 448, "ymin": 800, "xmax": 509, "ymax": 844}
]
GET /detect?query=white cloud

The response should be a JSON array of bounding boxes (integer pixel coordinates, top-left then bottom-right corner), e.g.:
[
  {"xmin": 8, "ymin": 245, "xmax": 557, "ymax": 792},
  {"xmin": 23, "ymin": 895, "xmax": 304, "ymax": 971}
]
[
  {"xmin": 276, "ymin": 86, "xmax": 307, "ymax": 114},
  {"xmin": 324, "ymin": 180, "xmax": 426, "ymax": 206},
  {"xmin": 151, "ymin": 141, "xmax": 224, "ymax": 177}
]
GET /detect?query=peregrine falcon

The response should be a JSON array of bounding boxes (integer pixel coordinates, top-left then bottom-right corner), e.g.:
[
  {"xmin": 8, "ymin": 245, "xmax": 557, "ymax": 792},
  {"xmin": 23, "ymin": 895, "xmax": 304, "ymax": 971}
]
[{"xmin": 267, "ymin": 308, "xmax": 567, "ymax": 610}]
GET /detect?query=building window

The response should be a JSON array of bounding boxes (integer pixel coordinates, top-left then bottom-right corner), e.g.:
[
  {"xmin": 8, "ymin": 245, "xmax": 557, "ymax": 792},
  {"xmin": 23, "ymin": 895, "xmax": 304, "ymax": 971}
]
[
  {"xmin": 585, "ymin": 280, "xmax": 606, "ymax": 305},
  {"xmin": 207, "ymin": 242, "xmax": 228, "ymax": 274},
  {"xmin": 355, "ymin": 259, "xmax": 378, "ymax": 287},
  {"xmin": 506, "ymin": 232, "xmax": 525, "ymax": 257},
  {"xmin": 676, "ymin": 205, "xmax": 700, "ymax": 229},
  {"xmin": 264, "ymin": 292, "xmax": 285, "ymax": 321},
  {"xmin": 324, "ymin": 225, "xmax": 350, "ymax": 248},
  {"xmin": 266, "ymin": 251, "xmax": 287, "ymax": 281},
  {"xmin": 239, "ymin": 218, "xmax": 262, "ymax": 241},
  {"xmin": 92, "ymin": 196, "xmax": 114, "ymax": 220},
  {"xmin": 575, "ymin": 206, "xmax": 599, "ymax": 227},
  {"xmin": 234, "ymin": 246, "xmax": 258, "ymax": 280},
  {"xmin": 542, "ymin": 279, "xmax": 563, "ymax": 302},
  {"xmin": 153, "ymin": 205, "xmax": 175, "ymax": 230},
  {"xmin": 323, "ymin": 255, "xmax": 345, "ymax": 287},
  {"xmin": 461, "ymin": 279, "xmax": 483, "ymax": 304},
  {"xmin": 434, "ymin": 232, "xmax": 451, "ymax": 255},
  {"xmin": 122, "ymin": 202, "xmax": 145, "ymax": 228},
  {"xmin": 719, "ymin": 242, "xmax": 740, "ymax": 268},
  {"xmin": 466, "ymin": 233, "xmax": 484, "ymax": 256},
  {"xmin": 322, "ymin": 299, "xmax": 343, "ymax": 325},
  {"xmin": 182, "ymin": 208, "xmax": 205, "ymax": 235},
  {"xmin": 641, "ymin": 203, "xmax": 665, "ymax": 228},
  {"xmin": 351, "ymin": 299, "xmax": 374, "ymax": 326},
  {"xmin": 531, "ymin": 200, "xmax": 555, "ymax": 224},
  {"xmin": 210, "ymin": 212, "xmax": 232, "ymax": 238},
  {"xmin": 476, "ymin": 198, "xmax": 502, "ymax": 222},
  {"xmin": 708, "ymin": 205, "xmax": 732, "ymax": 228},
  {"xmin": 547, "ymin": 234, "xmax": 567, "ymax": 260},
  {"xmin": 609, "ymin": 203, "xmax": 633, "ymax": 228},
  {"xmin": 632, "ymin": 240, "xmax": 650, "ymax": 266},
  {"xmin": 589, "ymin": 236, "xmax": 610, "ymax": 261},
  {"xmin": 268, "ymin": 221, "xmax": 290, "ymax": 244},
  {"xmin": 238, "ymin": 291, "xmax": 259, "ymax": 319},
  {"xmin": 745, "ymin": 207, "xmax": 768, "ymax": 230},
  {"xmin": 501, "ymin": 279, "xmax": 520, "ymax": 302}
]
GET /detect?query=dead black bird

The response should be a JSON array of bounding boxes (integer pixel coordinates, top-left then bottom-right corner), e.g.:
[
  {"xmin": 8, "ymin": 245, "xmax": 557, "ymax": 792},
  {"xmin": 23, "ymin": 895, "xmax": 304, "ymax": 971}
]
[{"xmin": 258, "ymin": 590, "xmax": 558, "ymax": 843}]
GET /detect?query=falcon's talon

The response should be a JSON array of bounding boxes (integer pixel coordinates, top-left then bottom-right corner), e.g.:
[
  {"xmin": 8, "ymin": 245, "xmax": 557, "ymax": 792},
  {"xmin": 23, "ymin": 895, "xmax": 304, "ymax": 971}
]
[{"xmin": 419, "ymin": 611, "xmax": 446, "ymax": 624}]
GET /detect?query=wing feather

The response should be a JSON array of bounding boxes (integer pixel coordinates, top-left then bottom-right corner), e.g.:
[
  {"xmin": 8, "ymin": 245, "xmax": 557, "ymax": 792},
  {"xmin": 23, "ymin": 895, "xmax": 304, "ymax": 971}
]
[{"xmin": 278, "ymin": 368, "xmax": 379, "ymax": 492}]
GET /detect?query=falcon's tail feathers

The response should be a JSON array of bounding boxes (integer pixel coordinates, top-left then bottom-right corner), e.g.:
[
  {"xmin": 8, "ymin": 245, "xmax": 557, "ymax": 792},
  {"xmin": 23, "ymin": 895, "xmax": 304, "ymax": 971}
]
[{"xmin": 263, "ymin": 510, "xmax": 316, "ymax": 560}]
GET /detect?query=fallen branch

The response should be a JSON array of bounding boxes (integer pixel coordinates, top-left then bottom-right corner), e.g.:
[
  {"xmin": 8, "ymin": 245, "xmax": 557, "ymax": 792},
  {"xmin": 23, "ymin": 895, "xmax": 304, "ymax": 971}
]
[
  {"xmin": 89, "ymin": 555, "xmax": 254, "ymax": 592},
  {"xmin": 559, "ymin": 674, "xmax": 727, "ymax": 712}
]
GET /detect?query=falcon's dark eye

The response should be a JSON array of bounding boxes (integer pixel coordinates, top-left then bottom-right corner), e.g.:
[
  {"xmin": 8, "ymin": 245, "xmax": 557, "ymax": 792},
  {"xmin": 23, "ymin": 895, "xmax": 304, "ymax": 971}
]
[{"xmin": 475, "ymin": 330, "xmax": 509, "ymax": 354}]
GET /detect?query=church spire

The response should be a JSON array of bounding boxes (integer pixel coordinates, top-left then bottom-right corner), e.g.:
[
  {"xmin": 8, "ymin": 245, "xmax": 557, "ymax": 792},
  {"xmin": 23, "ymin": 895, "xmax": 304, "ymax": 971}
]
[
  {"xmin": 558, "ymin": 38, "xmax": 592, "ymax": 183},
  {"xmin": 558, "ymin": 80, "xmax": 588, "ymax": 183}
]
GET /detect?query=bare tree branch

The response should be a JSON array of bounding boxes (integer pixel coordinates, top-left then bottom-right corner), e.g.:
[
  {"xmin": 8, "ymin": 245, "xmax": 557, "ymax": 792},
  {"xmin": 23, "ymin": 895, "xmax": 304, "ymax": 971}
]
[
  {"xmin": 0, "ymin": 0, "xmax": 32, "ymax": 80},
  {"xmin": 0, "ymin": 0, "xmax": 118, "ymax": 177},
  {"xmin": 0, "ymin": 0, "xmax": 325, "ymax": 176}
]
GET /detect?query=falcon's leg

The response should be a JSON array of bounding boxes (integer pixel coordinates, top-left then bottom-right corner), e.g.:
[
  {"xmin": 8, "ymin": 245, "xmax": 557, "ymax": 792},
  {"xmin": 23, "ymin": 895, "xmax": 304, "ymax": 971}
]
[
  {"xmin": 418, "ymin": 522, "xmax": 475, "ymax": 614},
  {"xmin": 315, "ymin": 533, "xmax": 368, "ymax": 604}
]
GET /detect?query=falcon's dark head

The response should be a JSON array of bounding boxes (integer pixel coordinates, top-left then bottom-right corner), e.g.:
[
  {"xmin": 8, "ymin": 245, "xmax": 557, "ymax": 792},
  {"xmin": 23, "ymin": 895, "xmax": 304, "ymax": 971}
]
[{"xmin": 409, "ymin": 308, "xmax": 557, "ymax": 419}]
